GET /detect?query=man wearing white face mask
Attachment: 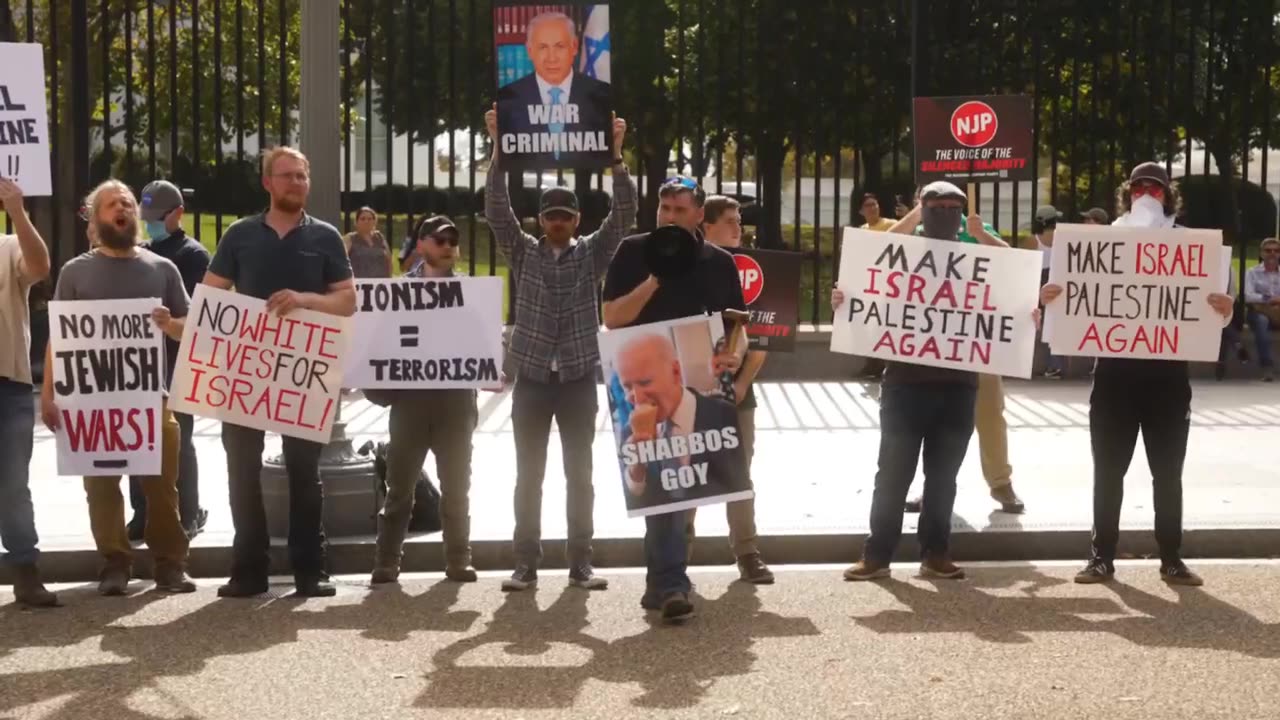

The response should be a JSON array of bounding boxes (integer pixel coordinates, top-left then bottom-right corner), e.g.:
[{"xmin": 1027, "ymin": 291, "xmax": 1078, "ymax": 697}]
[{"xmin": 1040, "ymin": 162, "xmax": 1235, "ymax": 587}]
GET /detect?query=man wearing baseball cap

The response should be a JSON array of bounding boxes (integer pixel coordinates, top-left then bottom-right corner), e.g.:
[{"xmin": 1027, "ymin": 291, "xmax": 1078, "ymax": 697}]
[
  {"xmin": 485, "ymin": 105, "xmax": 634, "ymax": 593},
  {"xmin": 1081, "ymin": 207, "xmax": 1109, "ymax": 225},
  {"xmin": 1033, "ymin": 205, "xmax": 1066, "ymax": 380},
  {"xmin": 133, "ymin": 180, "xmax": 210, "ymax": 540}
]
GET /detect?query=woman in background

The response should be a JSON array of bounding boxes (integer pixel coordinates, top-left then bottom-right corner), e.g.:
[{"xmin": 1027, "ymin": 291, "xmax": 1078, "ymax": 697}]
[{"xmin": 344, "ymin": 206, "xmax": 393, "ymax": 278}]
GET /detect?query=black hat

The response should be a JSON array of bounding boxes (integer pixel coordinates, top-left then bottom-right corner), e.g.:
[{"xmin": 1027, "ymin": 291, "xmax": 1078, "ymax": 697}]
[
  {"xmin": 1129, "ymin": 161, "xmax": 1170, "ymax": 187},
  {"xmin": 1082, "ymin": 207, "xmax": 1110, "ymax": 224},
  {"xmin": 644, "ymin": 225, "xmax": 700, "ymax": 281},
  {"xmin": 415, "ymin": 215, "xmax": 458, "ymax": 240},
  {"xmin": 539, "ymin": 187, "xmax": 579, "ymax": 216}
]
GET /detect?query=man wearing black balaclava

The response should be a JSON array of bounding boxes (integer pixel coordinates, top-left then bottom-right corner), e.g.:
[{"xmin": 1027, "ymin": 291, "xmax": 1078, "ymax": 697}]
[{"xmin": 835, "ymin": 181, "xmax": 980, "ymax": 582}]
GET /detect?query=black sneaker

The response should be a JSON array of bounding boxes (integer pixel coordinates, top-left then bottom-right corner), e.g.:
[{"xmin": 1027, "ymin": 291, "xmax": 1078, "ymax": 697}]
[
  {"xmin": 1073, "ymin": 558, "xmax": 1115, "ymax": 584},
  {"xmin": 294, "ymin": 576, "xmax": 337, "ymax": 597},
  {"xmin": 501, "ymin": 565, "xmax": 537, "ymax": 591},
  {"xmin": 183, "ymin": 508, "xmax": 209, "ymax": 540},
  {"xmin": 568, "ymin": 565, "xmax": 608, "ymax": 590},
  {"xmin": 126, "ymin": 514, "xmax": 145, "ymax": 543},
  {"xmin": 660, "ymin": 592, "xmax": 695, "ymax": 623},
  {"xmin": 1160, "ymin": 560, "xmax": 1204, "ymax": 587},
  {"xmin": 640, "ymin": 590, "xmax": 661, "ymax": 611},
  {"xmin": 1045, "ymin": 368, "xmax": 1063, "ymax": 380},
  {"xmin": 216, "ymin": 577, "xmax": 269, "ymax": 598},
  {"xmin": 903, "ymin": 496, "xmax": 923, "ymax": 513}
]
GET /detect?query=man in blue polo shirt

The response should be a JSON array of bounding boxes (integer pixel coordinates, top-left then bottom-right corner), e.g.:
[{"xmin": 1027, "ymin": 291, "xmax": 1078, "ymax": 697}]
[{"xmin": 202, "ymin": 147, "xmax": 356, "ymax": 599}]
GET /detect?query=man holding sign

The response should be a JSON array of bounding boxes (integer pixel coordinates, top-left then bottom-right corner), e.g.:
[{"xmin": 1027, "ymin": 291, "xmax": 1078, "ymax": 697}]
[
  {"xmin": 40, "ymin": 179, "xmax": 196, "ymax": 596},
  {"xmin": 200, "ymin": 147, "xmax": 356, "ymax": 599},
  {"xmin": 1041, "ymin": 162, "xmax": 1234, "ymax": 587}
]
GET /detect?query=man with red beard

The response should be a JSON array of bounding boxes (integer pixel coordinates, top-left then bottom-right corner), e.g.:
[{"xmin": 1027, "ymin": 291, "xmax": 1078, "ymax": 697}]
[{"xmin": 203, "ymin": 147, "xmax": 356, "ymax": 598}]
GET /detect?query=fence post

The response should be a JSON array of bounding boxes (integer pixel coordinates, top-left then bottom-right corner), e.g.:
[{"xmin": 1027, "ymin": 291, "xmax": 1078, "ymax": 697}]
[
  {"xmin": 300, "ymin": 0, "xmax": 341, "ymax": 227},
  {"xmin": 69, "ymin": 0, "xmax": 90, "ymax": 264}
]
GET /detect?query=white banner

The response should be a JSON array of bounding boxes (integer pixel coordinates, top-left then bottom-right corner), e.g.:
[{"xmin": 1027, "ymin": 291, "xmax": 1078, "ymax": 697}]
[
  {"xmin": 1046, "ymin": 224, "xmax": 1224, "ymax": 362},
  {"xmin": 48, "ymin": 299, "xmax": 164, "ymax": 476},
  {"xmin": 168, "ymin": 285, "xmax": 350, "ymax": 443},
  {"xmin": 343, "ymin": 277, "xmax": 505, "ymax": 389},
  {"xmin": 0, "ymin": 43, "xmax": 52, "ymax": 195},
  {"xmin": 830, "ymin": 228, "xmax": 1043, "ymax": 378}
]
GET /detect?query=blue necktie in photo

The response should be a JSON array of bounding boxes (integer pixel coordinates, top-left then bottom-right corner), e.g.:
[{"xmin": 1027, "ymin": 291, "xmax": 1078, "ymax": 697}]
[{"xmin": 548, "ymin": 86, "xmax": 564, "ymax": 160}]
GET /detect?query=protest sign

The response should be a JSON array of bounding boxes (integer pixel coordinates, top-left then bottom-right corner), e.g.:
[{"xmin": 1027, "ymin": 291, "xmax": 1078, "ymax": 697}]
[
  {"xmin": 731, "ymin": 248, "xmax": 802, "ymax": 352},
  {"xmin": 1046, "ymin": 224, "xmax": 1224, "ymax": 363},
  {"xmin": 912, "ymin": 95, "xmax": 1033, "ymax": 185},
  {"xmin": 169, "ymin": 285, "xmax": 349, "ymax": 443},
  {"xmin": 343, "ymin": 277, "xmax": 505, "ymax": 389},
  {"xmin": 600, "ymin": 314, "xmax": 752, "ymax": 518},
  {"xmin": 830, "ymin": 228, "xmax": 1043, "ymax": 378},
  {"xmin": 494, "ymin": 1, "xmax": 612, "ymax": 171},
  {"xmin": 48, "ymin": 299, "xmax": 164, "ymax": 476},
  {"xmin": 0, "ymin": 43, "xmax": 52, "ymax": 195}
]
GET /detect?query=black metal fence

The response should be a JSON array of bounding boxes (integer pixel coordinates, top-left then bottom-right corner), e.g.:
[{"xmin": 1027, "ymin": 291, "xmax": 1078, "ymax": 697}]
[{"xmin": 13, "ymin": 0, "xmax": 1280, "ymax": 325}]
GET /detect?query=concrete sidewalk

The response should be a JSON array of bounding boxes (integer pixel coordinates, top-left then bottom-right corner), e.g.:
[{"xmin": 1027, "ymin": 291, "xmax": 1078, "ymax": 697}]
[{"xmin": 15, "ymin": 380, "xmax": 1280, "ymax": 582}]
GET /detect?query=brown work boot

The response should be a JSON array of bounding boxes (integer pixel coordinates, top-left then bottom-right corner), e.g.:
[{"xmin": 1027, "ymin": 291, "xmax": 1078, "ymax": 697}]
[
  {"xmin": 154, "ymin": 563, "xmax": 197, "ymax": 594},
  {"xmin": 990, "ymin": 484, "xmax": 1026, "ymax": 514},
  {"xmin": 842, "ymin": 558, "xmax": 890, "ymax": 582},
  {"xmin": 445, "ymin": 564, "xmax": 478, "ymax": 583},
  {"xmin": 12, "ymin": 564, "xmax": 59, "ymax": 608},
  {"xmin": 98, "ymin": 565, "xmax": 132, "ymax": 596},
  {"xmin": 920, "ymin": 553, "xmax": 966, "ymax": 580},
  {"xmin": 370, "ymin": 565, "xmax": 400, "ymax": 585},
  {"xmin": 737, "ymin": 553, "xmax": 775, "ymax": 584}
]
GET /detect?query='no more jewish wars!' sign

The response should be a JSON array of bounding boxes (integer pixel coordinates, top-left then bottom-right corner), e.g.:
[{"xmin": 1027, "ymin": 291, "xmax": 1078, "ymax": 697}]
[
  {"xmin": 0, "ymin": 43, "xmax": 52, "ymax": 195},
  {"xmin": 830, "ymin": 228, "xmax": 1043, "ymax": 378},
  {"xmin": 169, "ymin": 286, "xmax": 350, "ymax": 443},
  {"xmin": 1045, "ymin": 224, "xmax": 1225, "ymax": 363},
  {"xmin": 48, "ymin": 299, "xmax": 165, "ymax": 476},
  {"xmin": 343, "ymin": 277, "xmax": 505, "ymax": 389}
]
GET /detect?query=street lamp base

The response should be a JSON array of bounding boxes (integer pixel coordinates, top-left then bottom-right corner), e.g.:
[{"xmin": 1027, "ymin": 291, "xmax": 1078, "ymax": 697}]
[{"xmin": 262, "ymin": 420, "xmax": 378, "ymax": 539}]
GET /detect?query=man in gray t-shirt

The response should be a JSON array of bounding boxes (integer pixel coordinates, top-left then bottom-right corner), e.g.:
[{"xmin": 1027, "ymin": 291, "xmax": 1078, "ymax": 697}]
[{"xmin": 39, "ymin": 179, "xmax": 197, "ymax": 597}]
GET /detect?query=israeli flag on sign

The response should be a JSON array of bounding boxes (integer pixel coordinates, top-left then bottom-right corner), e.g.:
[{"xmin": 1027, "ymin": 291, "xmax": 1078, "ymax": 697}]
[{"xmin": 578, "ymin": 5, "xmax": 610, "ymax": 83}]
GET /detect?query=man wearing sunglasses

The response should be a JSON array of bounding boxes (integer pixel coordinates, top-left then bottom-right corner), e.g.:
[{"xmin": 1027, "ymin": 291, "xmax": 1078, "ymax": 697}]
[
  {"xmin": 1243, "ymin": 237, "xmax": 1280, "ymax": 382},
  {"xmin": 485, "ymin": 106, "xmax": 634, "ymax": 593}
]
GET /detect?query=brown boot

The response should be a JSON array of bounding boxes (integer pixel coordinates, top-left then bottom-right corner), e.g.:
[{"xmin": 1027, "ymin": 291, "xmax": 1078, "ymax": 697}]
[
  {"xmin": 154, "ymin": 563, "xmax": 197, "ymax": 593},
  {"xmin": 737, "ymin": 553, "xmax": 775, "ymax": 584},
  {"xmin": 12, "ymin": 564, "xmax": 59, "ymax": 608},
  {"xmin": 370, "ymin": 565, "xmax": 400, "ymax": 585}
]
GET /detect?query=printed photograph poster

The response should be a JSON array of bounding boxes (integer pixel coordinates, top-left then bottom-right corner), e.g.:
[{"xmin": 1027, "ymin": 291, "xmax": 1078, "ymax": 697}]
[
  {"xmin": 48, "ymin": 299, "xmax": 165, "ymax": 476},
  {"xmin": 912, "ymin": 94, "xmax": 1033, "ymax": 185},
  {"xmin": 731, "ymin": 248, "xmax": 802, "ymax": 352},
  {"xmin": 169, "ymin": 285, "xmax": 350, "ymax": 444},
  {"xmin": 0, "ymin": 43, "xmax": 52, "ymax": 195},
  {"xmin": 830, "ymin": 228, "xmax": 1043, "ymax": 379},
  {"xmin": 1046, "ymin": 224, "xmax": 1225, "ymax": 363},
  {"xmin": 494, "ymin": 1, "xmax": 612, "ymax": 171},
  {"xmin": 343, "ymin": 277, "xmax": 505, "ymax": 390},
  {"xmin": 600, "ymin": 314, "xmax": 752, "ymax": 518}
]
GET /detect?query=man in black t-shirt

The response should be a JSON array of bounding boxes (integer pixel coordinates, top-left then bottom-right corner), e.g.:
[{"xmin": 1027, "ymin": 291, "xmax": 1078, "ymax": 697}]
[{"xmin": 602, "ymin": 176, "xmax": 746, "ymax": 623}]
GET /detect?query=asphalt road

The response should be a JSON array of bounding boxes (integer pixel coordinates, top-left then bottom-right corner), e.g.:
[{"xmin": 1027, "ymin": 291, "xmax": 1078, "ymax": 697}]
[{"xmin": 2, "ymin": 561, "xmax": 1279, "ymax": 720}]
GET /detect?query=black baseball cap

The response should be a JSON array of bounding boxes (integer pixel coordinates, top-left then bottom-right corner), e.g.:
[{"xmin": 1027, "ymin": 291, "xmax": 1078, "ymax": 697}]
[
  {"xmin": 1082, "ymin": 207, "xmax": 1110, "ymax": 224},
  {"xmin": 140, "ymin": 180, "xmax": 184, "ymax": 221},
  {"xmin": 540, "ymin": 187, "xmax": 579, "ymax": 216},
  {"xmin": 1129, "ymin": 161, "xmax": 1170, "ymax": 187},
  {"xmin": 416, "ymin": 215, "xmax": 458, "ymax": 240}
]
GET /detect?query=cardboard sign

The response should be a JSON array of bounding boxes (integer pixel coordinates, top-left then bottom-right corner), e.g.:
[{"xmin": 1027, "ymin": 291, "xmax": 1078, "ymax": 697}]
[
  {"xmin": 600, "ymin": 314, "xmax": 752, "ymax": 518},
  {"xmin": 48, "ymin": 299, "xmax": 165, "ymax": 476},
  {"xmin": 830, "ymin": 228, "xmax": 1043, "ymax": 378},
  {"xmin": 1046, "ymin": 224, "xmax": 1224, "ymax": 362},
  {"xmin": 912, "ymin": 95, "xmax": 1034, "ymax": 185},
  {"xmin": 732, "ymin": 248, "xmax": 801, "ymax": 352},
  {"xmin": 0, "ymin": 43, "xmax": 52, "ymax": 196},
  {"xmin": 169, "ymin": 285, "xmax": 350, "ymax": 443},
  {"xmin": 494, "ymin": 2, "xmax": 612, "ymax": 170},
  {"xmin": 343, "ymin": 277, "xmax": 505, "ymax": 389}
]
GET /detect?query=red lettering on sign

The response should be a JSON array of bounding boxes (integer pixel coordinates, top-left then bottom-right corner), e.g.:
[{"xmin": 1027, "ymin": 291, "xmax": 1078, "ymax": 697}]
[
  {"xmin": 872, "ymin": 330, "xmax": 992, "ymax": 365},
  {"xmin": 733, "ymin": 254, "xmax": 765, "ymax": 305},
  {"xmin": 1134, "ymin": 242, "xmax": 1208, "ymax": 278},
  {"xmin": 1077, "ymin": 322, "xmax": 1180, "ymax": 354}
]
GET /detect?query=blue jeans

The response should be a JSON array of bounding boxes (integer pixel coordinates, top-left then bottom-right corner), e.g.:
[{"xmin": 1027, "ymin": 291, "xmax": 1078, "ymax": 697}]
[
  {"xmin": 1247, "ymin": 310, "xmax": 1275, "ymax": 368},
  {"xmin": 864, "ymin": 382, "xmax": 977, "ymax": 565},
  {"xmin": 644, "ymin": 510, "xmax": 691, "ymax": 598},
  {"xmin": 0, "ymin": 379, "xmax": 40, "ymax": 566}
]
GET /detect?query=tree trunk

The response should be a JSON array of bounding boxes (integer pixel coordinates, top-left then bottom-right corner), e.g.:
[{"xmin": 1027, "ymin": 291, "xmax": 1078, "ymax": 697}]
[{"xmin": 755, "ymin": 137, "xmax": 786, "ymax": 249}]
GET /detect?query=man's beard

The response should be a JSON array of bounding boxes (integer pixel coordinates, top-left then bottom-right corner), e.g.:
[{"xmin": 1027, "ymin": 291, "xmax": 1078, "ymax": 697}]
[
  {"xmin": 425, "ymin": 252, "xmax": 456, "ymax": 270},
  {"xmin": 273, "ymin": 194, "xmax": 305, "ymax": 213},
  {"xmin": 96, "ymin": 219, "xmax": 138, "ymax": 250}
]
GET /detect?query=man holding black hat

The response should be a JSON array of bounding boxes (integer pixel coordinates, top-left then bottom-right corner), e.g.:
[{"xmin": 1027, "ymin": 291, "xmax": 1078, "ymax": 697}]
[
  {"xmin": 484, "ymin": 106, "xmax": 633, "ymax": 593},
  {"xmin": 131, "ymin": 180, "xmax": 210, "ymax": 540}
]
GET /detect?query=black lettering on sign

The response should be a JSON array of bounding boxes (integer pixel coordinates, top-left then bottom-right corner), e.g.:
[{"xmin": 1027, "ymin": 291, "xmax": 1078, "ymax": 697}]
[
  {"xmin": 53, "ymin": 347, "xmax": 161, "ymax": 396},
  {"xmin": 359, "ymin": 280, "xmax": 468, "ymax": 313},
  {"xmin": 59, "ymin": 313, "xmax": 96, "ymax": 340}
]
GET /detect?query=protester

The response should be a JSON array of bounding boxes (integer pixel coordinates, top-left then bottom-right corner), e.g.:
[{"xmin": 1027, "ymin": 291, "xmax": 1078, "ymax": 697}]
[
  {"xmin": 1033, "ymin": 205, "xmax": 1065, "ymax": 379},
  {"xmin": 1243, "ymin": 237, "xmax": 1280, "ymax": 383},
  {"xmin": 485, "ymin": 106, "xmax": 633, "ymax": 592},
  {"xmin": 1081, "ymin": 207, "xmax": 1109, "ymax": 225},
  {"xmin": 203, "ymin": 147, "xmax": 356, "ymax": 598},
  {"xmin": 858, "ymin": 193, "xmax": 896, "ymax": 232},
  {"xmin": 835, "ymin": 182, "xmax": 986, "ymax": 582},
  {"xmin": 370, "ymin": 216, "xmax": 481, "ymax": 585},
  {"xmin": 693, "ymin": 194, "xmax": 774, "ymax": 584},
  {"xmin": 602, "ymin": 175, "xmax": 746, "ymax": 622},
  {"xmin": 40, "ymin": 179, "xmax": 196, "ymax": 597},
  {"xmin": 128, "ymin": 180, "xmax": 210, "ymax": 541},
  {"xmin": 0, "ymin": 177, "xmax": 57, "ymax": 608},
  {"xmin": 1041, "ymin": 161, "xmax": 1235, "ymax": 587},
  {"xmin": 343, "ymin": 206, "xmax": 393, "ymax": 278}
]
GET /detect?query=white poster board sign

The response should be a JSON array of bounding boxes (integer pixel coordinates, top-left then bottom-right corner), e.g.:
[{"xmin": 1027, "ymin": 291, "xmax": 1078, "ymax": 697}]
[
  {"xmin": 169, "ymin": 285, "xmax": 350, "ymax": 443},
  {"xmin": 48, "ymin": 299, "xmax": 164, "ymax": 476},
  {"xmin": 342, "ymin": 277, "xmax": 505, "ymax": 389},
  {"xmin": 830, "ymin": 227, "xmax": 1042, "ymax": 378},
  {"xmin": 0, "ymin": 43, "xmax": 52, "ymax": 196},
  {"xmin": 1046, "ymin": 224, "xmax": 1224, "ymax": 362}
]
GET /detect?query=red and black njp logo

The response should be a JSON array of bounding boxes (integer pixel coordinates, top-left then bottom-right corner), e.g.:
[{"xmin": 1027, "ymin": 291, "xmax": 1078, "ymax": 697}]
[{"xmin": 730, "ymin": 249, "xmax": 801, "ymax": 353}]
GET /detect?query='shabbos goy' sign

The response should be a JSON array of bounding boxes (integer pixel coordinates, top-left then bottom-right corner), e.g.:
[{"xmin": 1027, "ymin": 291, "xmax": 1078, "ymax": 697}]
[
  {"xmin": 168, "ymin": 285, "xmax": 350, "ymax": 444},
  {"xmin": 48, "ymin": 299, "xmax": 165, "ymax": 476},
  {"xmin": 830, "ymin": 228, "xmax": 1043, "ymax": 378},
  {"xmin": 494, "ymin": 1, "xmax": 612, "ymax": 171},
  {"xmin": 599, "ymin": 315, "xmax": 752, "ymax": 518},
  {"xmin": 342, "ymin": 277, "xmax": 506, "ymax": 390},
  {"xmin": 1046, "ymin": 224, "xmax": 1225, "ymax": 363}
]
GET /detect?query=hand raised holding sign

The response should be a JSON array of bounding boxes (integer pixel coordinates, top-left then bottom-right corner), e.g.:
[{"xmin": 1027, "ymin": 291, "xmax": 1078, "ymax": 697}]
[
  {"xmin": 1040, "ymin": 283, "xmax": 1063, "ymax": 305},
  {"xmin": 611, "ymin": 113, "xmax": 626, "ymax": 156},
  {"xmin": 266, "ymin": 289, "xmax": 308, "ymax": 316},
  {"xmin": 0, "ymin": 177, "xmax": 25, "ymax": 214},
  {"xmin": 1207, "ymin": 292, "xmax": 1234, "ymax": 320}
]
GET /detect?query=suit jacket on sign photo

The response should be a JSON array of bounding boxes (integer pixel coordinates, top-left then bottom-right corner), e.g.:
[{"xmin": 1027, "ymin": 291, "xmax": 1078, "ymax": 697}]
[{"xmin": 497, "ymin": 70, "xmax": 612, "ymax": 169}]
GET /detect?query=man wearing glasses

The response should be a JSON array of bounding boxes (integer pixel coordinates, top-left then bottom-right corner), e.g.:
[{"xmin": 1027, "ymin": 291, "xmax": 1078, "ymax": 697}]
[
  {"xmin": 602, "ymin": 175, "xmax": 748, "ymax": 623},
  {"xmin": 1244, "ymin": 237, "xmax": 1280, "ymax": 382},
  {"xmin": 484, "ymin": 107, "xmax": 634, "ymax": 593},
  {"xmin": 858, "ymin": 193, "xmax": 896, "ymax": 232}
]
